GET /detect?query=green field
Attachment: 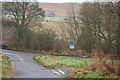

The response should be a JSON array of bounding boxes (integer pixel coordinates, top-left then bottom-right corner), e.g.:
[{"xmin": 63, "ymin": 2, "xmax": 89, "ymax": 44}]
[
  {"xmin": 44, "ymin": 16, "xmax": 68, "ymax": 22},
  {"xmin": 3, "ymin": 15, "xmax": 82, "ymax": 23},
  {"xmin": 0, "ymin": 54, "xmax": 11, "ymax": 78},
  {"xmin": 33, "ymin": 55, "xmax": 91, "ymax": 69},
  {"xmin": 3, "ymin": 15, "xmax": 68, "ymax": 22}
]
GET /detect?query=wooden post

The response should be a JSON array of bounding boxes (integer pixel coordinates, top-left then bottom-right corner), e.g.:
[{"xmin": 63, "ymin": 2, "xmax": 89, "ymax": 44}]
[
  {"xmin": 118, "ymin": 1, "xmax": 120, "ymax": 78},
  {"xmin": 118, "ymin": 1, "xmax": 120, "ymax": 55}
]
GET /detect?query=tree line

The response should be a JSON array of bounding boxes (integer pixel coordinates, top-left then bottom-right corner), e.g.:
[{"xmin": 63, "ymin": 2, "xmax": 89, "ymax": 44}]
[
  {"xmin": 2, "ymin": 2, "xmax": 118, "ymax": 54},
  {"xmin": 67, "ymin": 2, "xmax": 118, "ymax": 54}
]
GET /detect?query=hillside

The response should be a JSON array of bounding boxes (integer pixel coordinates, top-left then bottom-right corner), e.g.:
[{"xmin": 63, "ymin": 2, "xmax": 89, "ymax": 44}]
[
  {"xmin": 39, "ymin": 3, "xmax": 80, "ymax": 17},
  {"xmin": 2, "ymin": 19, "xmax": 16, "ymax": 45},
  {"xmin": 2, "ymin": 19, "xmax": 71, "ymax": 45},
  {"xmin": 29, "ymin": 21, "xmax": 71, "ymax": 38}
]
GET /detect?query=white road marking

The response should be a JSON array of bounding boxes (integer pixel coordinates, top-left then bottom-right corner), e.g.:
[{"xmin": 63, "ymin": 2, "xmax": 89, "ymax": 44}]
[
  {"xmin": 20, "ymin": 58, "xmax": 24, "ymax": 61},
  {"xmin": 58, "ymin": 70, "xmax": 65, "ymax": 74},
  {"xmin": 52, "ymin": 70, "xmax": 61, "ymax": 76},
  {"xmin": 16, "ymin": 54, "xmax": 24, "ymax": 62}
]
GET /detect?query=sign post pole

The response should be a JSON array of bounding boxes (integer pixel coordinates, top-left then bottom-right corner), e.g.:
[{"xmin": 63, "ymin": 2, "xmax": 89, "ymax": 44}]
[{"xmin": 68, "ymin": 39, "xmax": 75, "ymax": 54}]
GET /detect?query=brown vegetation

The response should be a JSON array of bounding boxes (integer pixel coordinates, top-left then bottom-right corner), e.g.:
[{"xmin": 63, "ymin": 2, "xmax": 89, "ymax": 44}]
[{"xmin": 86, "ymin": 50, "xmax": 119, "ymax": 75}]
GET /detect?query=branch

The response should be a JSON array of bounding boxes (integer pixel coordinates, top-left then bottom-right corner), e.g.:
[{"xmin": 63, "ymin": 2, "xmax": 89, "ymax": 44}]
[{"xmin": 110, "ymin": 10, "xmax": 120, "ymax": 16}]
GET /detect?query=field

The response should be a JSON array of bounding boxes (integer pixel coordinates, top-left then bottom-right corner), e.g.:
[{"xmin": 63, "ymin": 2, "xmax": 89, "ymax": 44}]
[
  {"xmin": 3, "ymin": 15, "xmax": 67, "ymax": 21},
  {"xmin": 33, "ymin": 55, "xmax": 91, "ymax": 69},
  {"xmin": 0, "ymin": 54, "xmax": 11, "ymax": 78},
  {"xmin": 44, "ymin": 16, "xmax": 68, "ymax": 22}
]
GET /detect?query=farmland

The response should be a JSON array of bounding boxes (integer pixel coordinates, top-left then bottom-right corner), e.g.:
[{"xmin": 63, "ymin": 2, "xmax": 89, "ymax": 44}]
[
  {"xmin": 44, "ymin": 16, "xmax": 68, "ymax": 22},
  {"xmin": 3, "ymin": 15, "xmax": 68, "ymax": 22}
]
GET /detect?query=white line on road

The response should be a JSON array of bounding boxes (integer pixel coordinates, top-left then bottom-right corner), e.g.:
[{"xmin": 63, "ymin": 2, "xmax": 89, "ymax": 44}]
[
  {"xmin": 52, "ymin": 70, "xmax": 61, "ymax": 76},
  {"xmin": 20, "ymin": 58, "xmax": 23, "ymax": 61},
  {"xmin": 16, "ymin": 54, "xmax": 24, "ymax": 62},
  {"xmin": 58, "ymin": 70, "xmax": 65, "ymax": 74}
]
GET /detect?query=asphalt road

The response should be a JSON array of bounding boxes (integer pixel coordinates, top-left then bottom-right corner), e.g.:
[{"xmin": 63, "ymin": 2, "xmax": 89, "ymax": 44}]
[{"xmin": 0, "ymin": 49, "xmax": 74, "ymax": 78}]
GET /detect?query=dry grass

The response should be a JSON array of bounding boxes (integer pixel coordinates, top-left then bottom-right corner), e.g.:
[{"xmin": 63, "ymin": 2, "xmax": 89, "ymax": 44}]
[
  {"xmin": 86, "ymin": 50, "xmax": 119, "ymax": 75},
  {"xmin": 68, "ymin": 50, "xmax": 119, "ymax": 78},
  {"xmin": 50, "ymin": 49, "xmax": 86, "ymax": 57}
]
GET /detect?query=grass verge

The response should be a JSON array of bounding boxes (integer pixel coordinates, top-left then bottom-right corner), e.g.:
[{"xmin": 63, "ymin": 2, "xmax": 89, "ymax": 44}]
[
  {"xmin": 33, "ymin": 55, "xmax": 91, "ymax": 69},
  {"xmin": 67, "ymin": 69, "xmax": 119, "ymax": 78},
  {"xmin": 0, "ymin": 54, "xmax": 11, "ymax": 78}
]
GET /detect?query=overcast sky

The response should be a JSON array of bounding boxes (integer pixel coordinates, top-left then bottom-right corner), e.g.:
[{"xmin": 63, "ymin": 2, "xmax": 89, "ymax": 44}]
[
  {"xmin": 1, "ymin": 0, "xmax": 119, "ymax": 3},
  {"xmin": 38, "ymin": 0, "xmax": 119, "ymax": 3}
]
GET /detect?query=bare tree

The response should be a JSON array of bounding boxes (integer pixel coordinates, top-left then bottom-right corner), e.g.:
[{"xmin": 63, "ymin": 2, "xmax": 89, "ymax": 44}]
[
  {"xmin": 80, "ymin": 2, "xmax": 117, "ymax": 53},
  {"xmin": 3, "ymin": 2, "xmax": 45, "ymax": 46},
  {"xmin": 67, "ymin": 3, "xmax": 82, "ymax": 47},
  {"xmin": 67, "ymin": 2, "xmax": 118, "ymax": 53}
]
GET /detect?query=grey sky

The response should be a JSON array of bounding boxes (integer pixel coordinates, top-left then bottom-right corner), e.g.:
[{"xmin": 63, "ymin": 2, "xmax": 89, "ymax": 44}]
[{"xmin": 0, "ymin": 0, "xmax": 119, "ymax": 3}]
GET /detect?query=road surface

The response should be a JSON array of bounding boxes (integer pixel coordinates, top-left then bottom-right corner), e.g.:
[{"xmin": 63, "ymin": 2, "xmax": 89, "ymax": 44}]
[{"xmin": 0, "ymin": 49, "xmax": 73, "ymax": 78}]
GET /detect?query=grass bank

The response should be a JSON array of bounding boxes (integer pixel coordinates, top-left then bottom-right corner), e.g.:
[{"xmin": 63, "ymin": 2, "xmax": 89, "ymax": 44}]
[
  {"xmin": 33, "ymin": 55, "xmax": 91, "ymax": 69},
  {"xmin": 0, "ymin": 54, "xmax": 11, "ymax": 78},
  {"xmin": 68, "ymin": 69, "xmax": 119, "ymax": 78}
]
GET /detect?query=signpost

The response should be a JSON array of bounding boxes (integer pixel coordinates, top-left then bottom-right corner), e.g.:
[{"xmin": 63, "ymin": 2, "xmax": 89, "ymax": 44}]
[{"xmin": 68, "ymin": 39, "xmax": 75, "ymax": 49}]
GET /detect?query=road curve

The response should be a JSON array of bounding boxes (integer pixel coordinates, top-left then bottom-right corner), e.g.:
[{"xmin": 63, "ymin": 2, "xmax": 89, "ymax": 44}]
[{"xmin": 0, "ymin": 49, "xmax": 68, "ymax": 78}]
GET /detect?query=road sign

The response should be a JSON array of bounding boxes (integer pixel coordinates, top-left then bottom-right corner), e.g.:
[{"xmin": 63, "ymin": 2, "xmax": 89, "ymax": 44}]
[{"xmin": 68, "ymin": 40, "xmax": 75, "ymax": 49}]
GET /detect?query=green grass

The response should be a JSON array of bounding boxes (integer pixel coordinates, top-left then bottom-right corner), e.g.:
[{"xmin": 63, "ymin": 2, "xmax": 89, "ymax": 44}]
[
  {"xmin": 0, "ymin": 54, "xmax": 11, "ymax": 78},
  {"xmin": 33, "ymin": 55, "xmax": 91, "ymax": 69}
]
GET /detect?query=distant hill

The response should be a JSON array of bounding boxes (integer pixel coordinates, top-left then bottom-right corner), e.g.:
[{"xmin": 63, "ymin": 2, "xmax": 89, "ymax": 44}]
[{"xmin": 39, "ymin": 3, "xmax": 80, "ymax": 17}]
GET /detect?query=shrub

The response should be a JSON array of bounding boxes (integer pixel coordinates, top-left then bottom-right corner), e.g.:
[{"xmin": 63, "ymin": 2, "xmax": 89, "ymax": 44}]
[
  {"xmin": 30, "ymin": 29, "xmax": 57, "ymax": 51},
  {"xmin": 2, "ymin": 44, "xmax": 8, "ymax": 49},
  {"xmin": 86, "ymin": 50, "xmax": 119, "ymax": 75},
  {"xmin": 53, "ymin": 38, "xmax": 68, "ymax": 52}
]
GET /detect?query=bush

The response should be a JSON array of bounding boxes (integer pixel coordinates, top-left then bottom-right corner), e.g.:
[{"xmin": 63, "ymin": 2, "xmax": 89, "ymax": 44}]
[
  {"xmin": 32, "ymin": 29, "xmax": 57, "ymax": 51},
  {"xmin": 53, "ymin": 38, "xmax": 68, "ymax": 52},
  {"xmin": 87, "ymin": 50, "xmax": 119, "ymax": 74},
  {"xmin": 2, "ymin": 44, "xmax": 8, "ymax": 49},
  {"xmin": 13, "ymin": 25, "xmax": 57, "ymax": 51}
]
